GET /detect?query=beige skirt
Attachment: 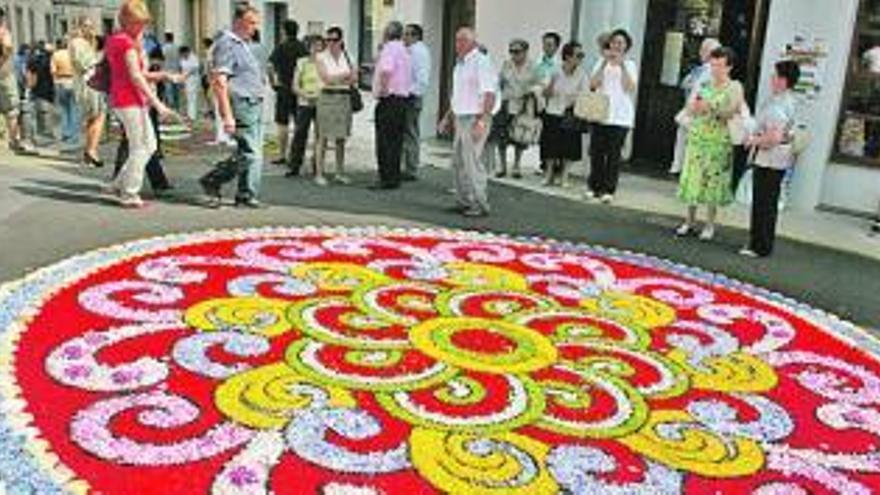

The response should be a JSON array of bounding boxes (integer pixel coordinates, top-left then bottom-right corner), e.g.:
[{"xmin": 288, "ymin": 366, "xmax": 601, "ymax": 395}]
[
  {"xmin": 75, "ymin": 78, "xmax": 106, "ymax": 118},
  {"xmin": 316, "ymin": 90, "xmax": 352, "ymax": 140}
]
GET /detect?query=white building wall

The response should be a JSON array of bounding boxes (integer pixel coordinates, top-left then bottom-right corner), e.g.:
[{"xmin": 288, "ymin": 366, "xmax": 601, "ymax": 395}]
[
  {"xmin": 756, "ymin": 0, "xmax": 874, "ymax": 214},
  {"xmin": 290, "ymin": 0, "xmax": 352, "ymax": 37},
  {"xmin": 476, "ymin": 0, "xmax": 573, "ymax": 62},
  {"xmin": 577, "ymin": 0, "xmax": 648, "ymax": 67}
]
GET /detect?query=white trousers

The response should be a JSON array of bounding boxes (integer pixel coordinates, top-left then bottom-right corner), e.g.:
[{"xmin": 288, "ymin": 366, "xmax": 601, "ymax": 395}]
[{"xmin": 113, "ymin": 106, "xmax": 157, "ymax": 198}]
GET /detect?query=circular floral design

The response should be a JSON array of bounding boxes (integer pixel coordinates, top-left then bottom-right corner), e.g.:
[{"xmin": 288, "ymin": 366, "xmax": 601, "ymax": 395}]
[{"xmin": 1, "ymin": 227, "xmax": 879, "ymax": 494}]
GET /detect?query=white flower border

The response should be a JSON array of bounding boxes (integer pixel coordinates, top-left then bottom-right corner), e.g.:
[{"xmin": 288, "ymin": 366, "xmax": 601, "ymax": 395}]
[{"xmin": 0, "ymin": 225, "xmax": 877, "ymax": 494}]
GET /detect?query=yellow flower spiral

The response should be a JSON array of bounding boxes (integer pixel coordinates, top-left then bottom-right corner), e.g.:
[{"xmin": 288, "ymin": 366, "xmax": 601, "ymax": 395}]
[
  {"xmin": 215, "ymin": 363, "xmax": 356, "ymax": 429},
  {"xmin": 409, "ymin": 427, "xmax": 559, "ymax": 495},
  {"xmin": 619, "ymin": 410, "xmax": 765, "ymax": 477}
]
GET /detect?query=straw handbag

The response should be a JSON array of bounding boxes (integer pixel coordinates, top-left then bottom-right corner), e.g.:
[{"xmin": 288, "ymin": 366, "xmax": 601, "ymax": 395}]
[{"xmin": 574, "ymin": 90, "xmax": 610, "ymax": 123}]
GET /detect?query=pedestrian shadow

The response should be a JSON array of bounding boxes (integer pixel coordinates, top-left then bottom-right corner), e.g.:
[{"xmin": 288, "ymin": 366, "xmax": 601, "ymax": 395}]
[
  {"xmin": 12, "ymin": 185, "xmax": 119, "ymax": 206},
  {"xmin": 26, "ymin": 178, "xmax": 106, "ymax": 194}
]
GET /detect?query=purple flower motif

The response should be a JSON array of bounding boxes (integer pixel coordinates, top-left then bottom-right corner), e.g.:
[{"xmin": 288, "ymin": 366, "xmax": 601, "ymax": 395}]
[
  {"xmin": 62, "ymin": 345, "xmax": 85, "ymax": 360},
  {"xmin": 64, "ymin": 364, "xmax": 92, "ymax": 379},
  {"xmin": 84, "ymin": 333, "xmax": 109, "ymax": 345},
  {"xmin": 843, "ymin": 410, "xmax": 866, "ymax": 425},
  {"xmin": 227, "ymin": 465, "xmax": 259, "ymax": 487},
  {"xmin": 111, "ymin": 370, "xmax": 132, "ymax": 384}
]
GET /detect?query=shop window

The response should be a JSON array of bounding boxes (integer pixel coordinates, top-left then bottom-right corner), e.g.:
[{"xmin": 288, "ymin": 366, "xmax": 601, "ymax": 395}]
[{"xmin": 835, "ymin": 0, "xmax": 880, "ymax": 167}]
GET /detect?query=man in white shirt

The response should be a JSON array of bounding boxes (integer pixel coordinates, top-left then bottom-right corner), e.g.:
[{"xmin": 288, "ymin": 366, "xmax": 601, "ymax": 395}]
[
  {"xmin": 439, "ymin": 27, "xmax": 498, "ymax": 217},
  {"xmin": 162, "ymin": 32, "xmax": 181, "ymax": 111},
  {"xmin": 178, "ymin": 46, "xmax": 201, "ymax": 122},
  {"xmin": 402, "ymin": 23, "xmax": 431, "ymax": 181}
]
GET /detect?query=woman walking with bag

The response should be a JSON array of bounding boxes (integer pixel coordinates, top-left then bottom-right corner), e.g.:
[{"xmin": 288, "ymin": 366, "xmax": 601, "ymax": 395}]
[
  {"xmin": 587, "ymin": 29, "xmax": 637, "ymax": 203},
  {"xmin": 495, "ymin": 39, "xmax": 542, "ymax": 179},
  {"xmin": 675, "ymin": 46, "xmax": 745, "ymax": 240},
  {"xmin": 70, "ymin": 17, "xmax": 106, "ymax": 167},
  {"xmin": 105, "ymin": 0, "xmax": 173, "ymax": 208},
  {"xmin": 314, "ymin": 26, "xmax": 357, "ymax": 186},
  {"xmin": 541, "ymin": 41, "xmax": 589, "ymax": 187}
]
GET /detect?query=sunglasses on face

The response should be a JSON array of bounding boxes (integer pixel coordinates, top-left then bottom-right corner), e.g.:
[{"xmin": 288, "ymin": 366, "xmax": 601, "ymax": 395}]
[
  {"xmin": 325, "ymin": 37, "xmax": 340, "ymax": 43},
  {"xmin": 509, "ymin": 49, "xmax": 524, "ymax": 54}
]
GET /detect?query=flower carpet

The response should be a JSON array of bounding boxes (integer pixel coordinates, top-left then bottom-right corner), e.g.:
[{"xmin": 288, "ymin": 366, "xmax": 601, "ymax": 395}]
[{"xmin": 0, "ymin": 227, "xmax": 879, "ymax": 494}]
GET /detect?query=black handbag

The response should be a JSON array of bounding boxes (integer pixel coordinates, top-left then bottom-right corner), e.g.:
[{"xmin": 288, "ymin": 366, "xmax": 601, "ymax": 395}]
[
  {"xmin": 343, "ymin": 50, "xmax": 364, "ymax": 113},
  {"xmin": 349, "ymin": 85, "xmax": 364, "ymax": 113},
  {"xmin": 560, "ymin": 107, "xmax": 591, "ymax": 133}
]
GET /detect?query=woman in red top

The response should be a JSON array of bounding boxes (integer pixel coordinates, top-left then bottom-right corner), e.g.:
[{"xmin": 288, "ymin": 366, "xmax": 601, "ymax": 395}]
[{"xmin": 105, "ymin": 0, "xmax": 172, "ymax": 208}]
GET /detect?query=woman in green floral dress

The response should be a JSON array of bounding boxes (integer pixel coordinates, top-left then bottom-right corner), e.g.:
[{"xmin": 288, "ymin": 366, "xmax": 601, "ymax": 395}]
[{"xmin": 675, "ymin": 47, "xmax": 744, "ymax": 241}]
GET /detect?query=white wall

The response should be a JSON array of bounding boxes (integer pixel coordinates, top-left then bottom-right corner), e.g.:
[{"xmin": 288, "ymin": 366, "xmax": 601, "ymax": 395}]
[
  {"xmin": 290, "ymin": 0, "xmax": 351, "ymax": 38},
  {"xmin": 757, "ymin": 0, "xmax": 875, "ymax": 213},
  {"xmin": 476, "ymin": 0, "xmax": 574, "ymax": 64},
  {"xmin": 577, "ymin": 0, "xmax": 648, "ymax": 67}
]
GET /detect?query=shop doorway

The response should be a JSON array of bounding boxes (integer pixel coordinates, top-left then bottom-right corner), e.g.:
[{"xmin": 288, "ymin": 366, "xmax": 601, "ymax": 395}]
[
  {"xmin": 438, "ymin": 0, "xmax": 476, "ymax": 122},
  {"xmin": 631, "ymin": 0, "xmax": 769, "ymax": 173}
]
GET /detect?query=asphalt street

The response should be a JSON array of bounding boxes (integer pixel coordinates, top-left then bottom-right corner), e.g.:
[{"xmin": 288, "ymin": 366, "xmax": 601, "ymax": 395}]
[{"xmin": 0, "ymin": 144, "xmax": 878, "ymax": 330}]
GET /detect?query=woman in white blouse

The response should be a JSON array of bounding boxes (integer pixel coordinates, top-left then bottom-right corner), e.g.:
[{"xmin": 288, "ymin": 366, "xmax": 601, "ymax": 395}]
[
  {"xmin": 540, "ymin": 41, "xmax": 589, "ymax": 186},
  {"xmin": 315, "ymin": 26, "xmax": 357, "ymax": 186},
  {"xmin": 587, "ymin": 29, "xmax": 638, "ymax": 204}
]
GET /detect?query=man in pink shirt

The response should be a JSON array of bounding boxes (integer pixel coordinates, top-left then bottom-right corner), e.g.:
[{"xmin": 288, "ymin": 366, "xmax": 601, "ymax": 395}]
[{"xmin": 371, "ymin": 21, "xmax": 411, "ymax": 190}]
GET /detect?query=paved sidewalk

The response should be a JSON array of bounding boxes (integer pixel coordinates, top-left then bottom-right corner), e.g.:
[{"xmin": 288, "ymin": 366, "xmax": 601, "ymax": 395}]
[{"xmin": 419, "ymin": 137, "xmax": 880, "ymax": 262}]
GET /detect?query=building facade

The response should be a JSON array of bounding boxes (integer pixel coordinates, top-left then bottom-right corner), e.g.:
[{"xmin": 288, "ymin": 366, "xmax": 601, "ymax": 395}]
[
  {"xmin": 1, "ymin": 0, "xmax": 56, "ymax": 46},
  {"xmin": 52, "ymin": 0, "xmax": 120, "ymax": 37}
]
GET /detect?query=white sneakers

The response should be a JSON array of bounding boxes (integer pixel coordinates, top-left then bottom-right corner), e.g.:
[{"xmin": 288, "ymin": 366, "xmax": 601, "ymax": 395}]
[
  {"xmin": 739, "ymin": 247, "xmax": 760, "ymax": 258},
  {"xmin": 675, "ymin": 223, "xmax": 714, "ymax": 241},
  {"xmin": 698, "ymin": 225, "xmax": 715, "ymax": 241}
]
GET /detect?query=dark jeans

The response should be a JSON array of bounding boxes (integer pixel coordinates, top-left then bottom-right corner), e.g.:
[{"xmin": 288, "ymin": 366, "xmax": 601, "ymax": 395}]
[
  {"xmin": 288, "ymin": 105, "xmax": 316, "ymax": 174},
  {"xmin": 588, "ymin": 124, "xmax": 629, "ymax": 195},
  {"xmin": 113, "ymin": 108, "xmax": 170, "ymax": 191},
  {"xmin": 749, "ymin": 166, "xmax": 786, "ymax": 257},
  {"xmin": 200, "ymin": 96, "xmax": 264, "ymax": 200},
  {"xmin": 374, "ymin": 96, "xmax": 408, "ymax": 187}
]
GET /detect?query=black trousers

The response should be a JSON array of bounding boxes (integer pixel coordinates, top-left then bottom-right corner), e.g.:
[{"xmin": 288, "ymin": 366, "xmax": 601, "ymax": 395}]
[
  {"xmin": 113, "ymin": 108, "xmax": 170, "ymax": 191},
  {"xmin": 588, "ymin": 124, "xmax": 629, "ymax": 195},
  {"xmin": 749, "ymin": 166, "xmax": 786, "ymax": 257},
  {"xmin": 288, "ymin": 105, "xmax": 316, "ymax": 173},
  {"xmin": 731, "ymin": 145, "xmax": 749, "ymax": 193},
  {"xmin": 374, "ymin": 96, "xmax": 408, "ymax": 187}
]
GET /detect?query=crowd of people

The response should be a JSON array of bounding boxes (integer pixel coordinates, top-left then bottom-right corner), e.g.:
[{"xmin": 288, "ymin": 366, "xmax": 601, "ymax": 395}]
[{"xmin": 0, "ymin": 1, "xmax": 807, "ymax": 258}]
